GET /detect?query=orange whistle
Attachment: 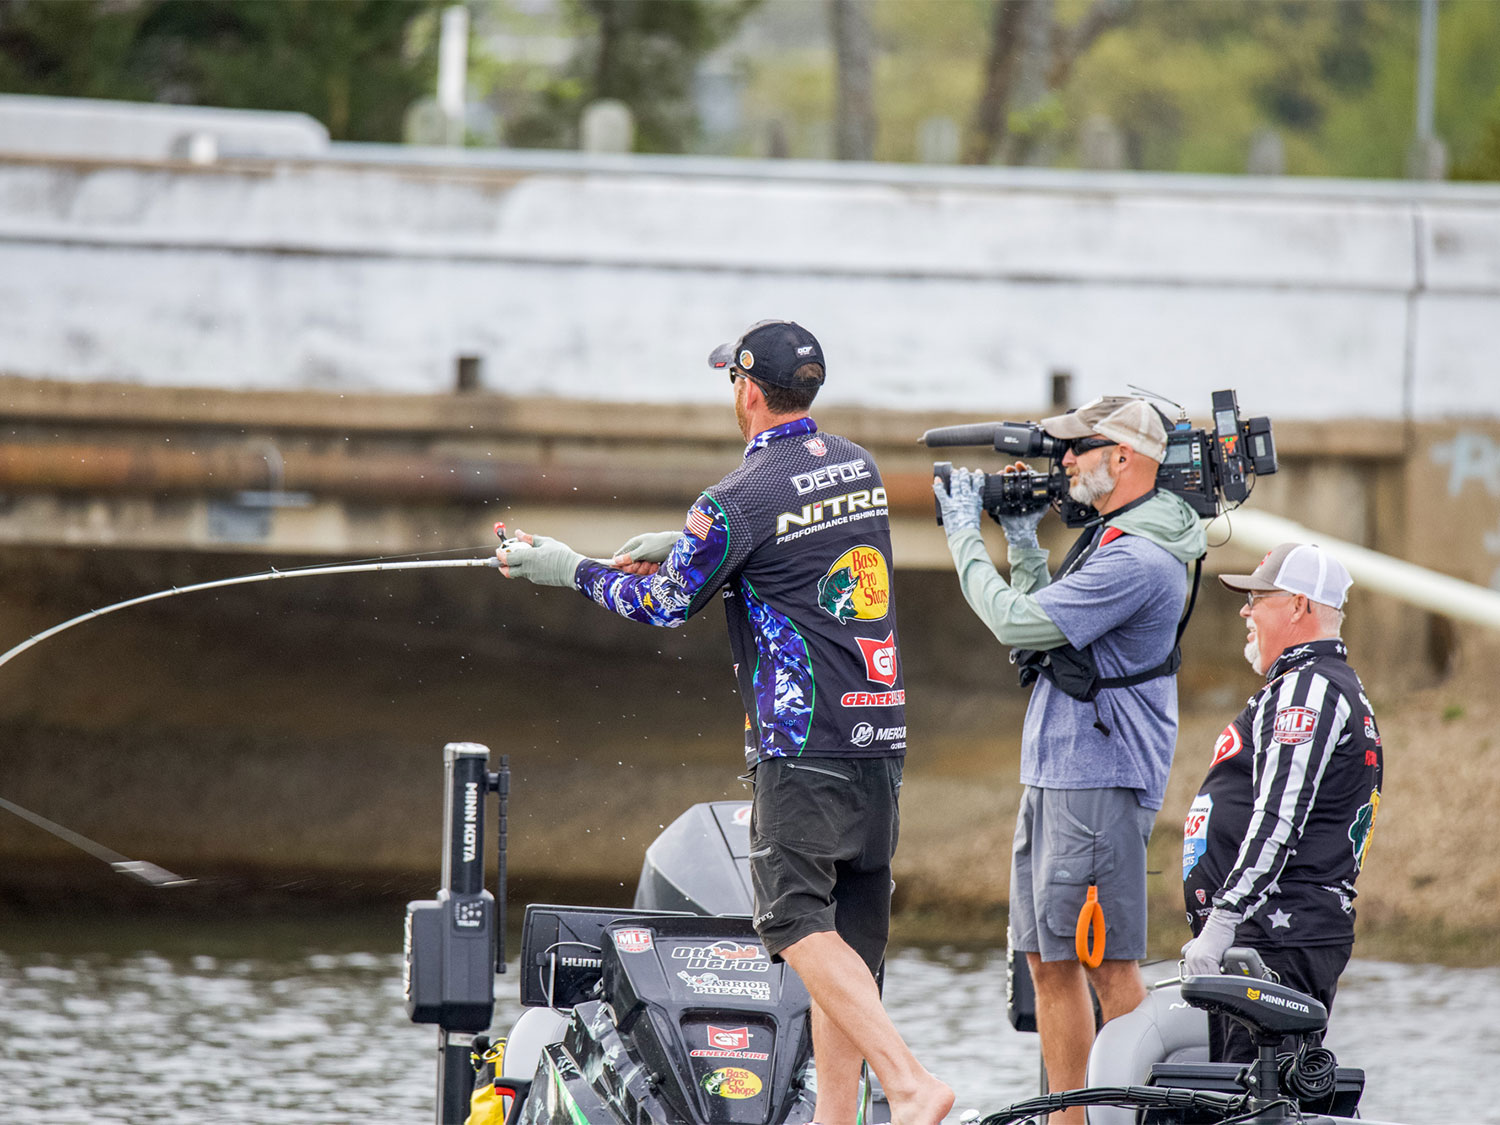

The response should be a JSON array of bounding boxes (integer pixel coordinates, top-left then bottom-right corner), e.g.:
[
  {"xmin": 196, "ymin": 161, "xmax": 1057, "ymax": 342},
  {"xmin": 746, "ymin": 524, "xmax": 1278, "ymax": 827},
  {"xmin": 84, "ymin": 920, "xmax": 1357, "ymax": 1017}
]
[{"xmin": 1075, "ymin": 883, "xmax": 1106, "ymax": 968}]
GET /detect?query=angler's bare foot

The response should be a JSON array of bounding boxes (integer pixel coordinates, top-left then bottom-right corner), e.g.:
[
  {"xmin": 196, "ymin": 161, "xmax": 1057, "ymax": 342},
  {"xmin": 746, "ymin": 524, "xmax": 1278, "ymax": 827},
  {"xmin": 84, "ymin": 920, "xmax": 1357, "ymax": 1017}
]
[{"xmin": 888, "ymin": 1073, "xmax": 955, "ymax": 1125}]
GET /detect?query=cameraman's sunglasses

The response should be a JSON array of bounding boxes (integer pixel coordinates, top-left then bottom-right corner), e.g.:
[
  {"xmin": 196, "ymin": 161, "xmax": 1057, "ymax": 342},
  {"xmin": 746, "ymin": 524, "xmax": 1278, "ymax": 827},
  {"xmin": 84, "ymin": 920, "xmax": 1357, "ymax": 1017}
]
[{"xmin": 1067, "ymin": 436, "xmax": 1118, "ymax": 456}]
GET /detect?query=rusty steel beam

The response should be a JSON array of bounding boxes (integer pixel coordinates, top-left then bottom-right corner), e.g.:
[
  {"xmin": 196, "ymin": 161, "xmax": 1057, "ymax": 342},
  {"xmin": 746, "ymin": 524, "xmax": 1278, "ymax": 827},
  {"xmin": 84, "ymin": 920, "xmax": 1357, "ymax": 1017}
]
[{"xmin": 0, "ymin": 439, "xmax": 946, "ymax": 516}]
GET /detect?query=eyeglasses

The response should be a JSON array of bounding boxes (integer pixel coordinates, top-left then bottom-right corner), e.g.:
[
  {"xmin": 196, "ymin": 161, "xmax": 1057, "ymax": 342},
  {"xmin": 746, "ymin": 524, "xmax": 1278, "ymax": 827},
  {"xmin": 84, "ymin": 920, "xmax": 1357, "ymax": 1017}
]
[
  {"xmin": 1245, "ymin": 590, "xmax": 1297, "ymax": 609},
  {"xmin": 1067, "ymin": 436, "xmax": 1118, "ymax": 456}
]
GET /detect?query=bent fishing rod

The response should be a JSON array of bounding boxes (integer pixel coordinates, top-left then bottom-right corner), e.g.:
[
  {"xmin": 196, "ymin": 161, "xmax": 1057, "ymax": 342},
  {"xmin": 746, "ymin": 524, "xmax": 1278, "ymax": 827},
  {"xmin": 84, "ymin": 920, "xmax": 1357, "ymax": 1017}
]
[{"xmin": 0, "ymin": 552, "xmax": 501, "ymax": 887}]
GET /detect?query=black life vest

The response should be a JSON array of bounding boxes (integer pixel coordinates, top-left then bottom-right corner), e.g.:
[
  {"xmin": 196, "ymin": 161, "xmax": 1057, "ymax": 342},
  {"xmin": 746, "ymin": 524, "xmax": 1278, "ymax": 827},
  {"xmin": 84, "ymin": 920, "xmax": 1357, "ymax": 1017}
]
[{"xmin": 1010, "ymin": 492, "xmax": 1202, "ymax": 732}]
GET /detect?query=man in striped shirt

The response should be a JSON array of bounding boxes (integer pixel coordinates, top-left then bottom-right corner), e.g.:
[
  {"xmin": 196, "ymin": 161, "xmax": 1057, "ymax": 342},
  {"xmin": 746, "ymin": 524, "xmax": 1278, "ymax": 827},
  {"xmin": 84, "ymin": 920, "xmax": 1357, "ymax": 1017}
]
[{"xmin": 1182, "ymin": 542, "xmax": 1383, "ymax": 1062}]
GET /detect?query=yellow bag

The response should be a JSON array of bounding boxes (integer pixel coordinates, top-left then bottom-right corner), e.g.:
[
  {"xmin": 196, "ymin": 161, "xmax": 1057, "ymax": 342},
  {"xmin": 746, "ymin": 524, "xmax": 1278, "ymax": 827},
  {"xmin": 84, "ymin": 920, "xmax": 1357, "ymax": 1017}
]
[{"xmin": 465, "ymin": 1039, "xmax": 509, "ymax": 1125}]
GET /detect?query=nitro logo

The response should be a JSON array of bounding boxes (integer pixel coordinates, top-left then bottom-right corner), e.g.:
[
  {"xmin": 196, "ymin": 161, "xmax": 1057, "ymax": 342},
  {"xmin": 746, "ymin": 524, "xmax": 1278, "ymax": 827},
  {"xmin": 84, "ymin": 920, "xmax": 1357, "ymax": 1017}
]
[
  {"xmin": 462, "ymin": 781, "xmax": 480, "ymax": 862},
  {"xmin": 856, "ymin": 631, "xmax": 898, "ymax": 687},
  {"xmin": 776, "ymin": 488, "xmax": 887, "ymax": 537},
  {"xmin": 1273, "ymin": 707, "xmax": 1319, "ymax": 745},
  {"xmin": 792, "ymin": 458, "xmax": 869, "ymax": 495}
]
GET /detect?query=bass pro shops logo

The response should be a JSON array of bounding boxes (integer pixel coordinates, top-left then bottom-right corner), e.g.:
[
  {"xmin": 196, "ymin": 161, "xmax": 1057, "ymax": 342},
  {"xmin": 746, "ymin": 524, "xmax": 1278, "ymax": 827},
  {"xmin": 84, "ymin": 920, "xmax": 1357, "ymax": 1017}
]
[{"xmin": 817, "ymin": 545, "xmax": 890, "ymax": 623}]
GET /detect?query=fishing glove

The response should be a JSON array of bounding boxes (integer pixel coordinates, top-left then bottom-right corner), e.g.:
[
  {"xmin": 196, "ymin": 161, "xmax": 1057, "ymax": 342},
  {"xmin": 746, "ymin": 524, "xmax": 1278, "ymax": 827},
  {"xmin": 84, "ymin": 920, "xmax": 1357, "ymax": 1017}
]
[
  {"xmin": 999, "ymin": 507, "xmax": 1046, "ymax": 549},
  {"xmin": 612, "ymin": 530, "xmax": 680, "ymax": 566},
  {"xmin": 1181, "ymin": 908, "xmax": 1239, "ymax": 977},
  {"xmin": 498, "ymin": 534, "xmax": 585, "ymax": 588},
  {"xmin": 932, "ymin": 468, "xmax": 984, "ymax": 534}
]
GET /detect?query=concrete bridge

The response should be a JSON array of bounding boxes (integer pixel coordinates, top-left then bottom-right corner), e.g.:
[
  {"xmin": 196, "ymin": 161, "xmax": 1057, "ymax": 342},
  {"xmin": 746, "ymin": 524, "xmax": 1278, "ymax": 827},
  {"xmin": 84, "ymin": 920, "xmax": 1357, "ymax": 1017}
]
[{"xmin": 2, "ymin": 112, "xmax": 1498, "ymax": 914}]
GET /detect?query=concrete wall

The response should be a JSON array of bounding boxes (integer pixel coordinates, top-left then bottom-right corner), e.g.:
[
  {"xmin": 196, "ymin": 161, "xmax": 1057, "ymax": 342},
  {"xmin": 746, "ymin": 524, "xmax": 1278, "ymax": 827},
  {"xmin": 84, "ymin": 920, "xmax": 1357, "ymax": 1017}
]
[{"xmin": 1, "ymin": 143, "xmax": 1498, "ymax": 418}]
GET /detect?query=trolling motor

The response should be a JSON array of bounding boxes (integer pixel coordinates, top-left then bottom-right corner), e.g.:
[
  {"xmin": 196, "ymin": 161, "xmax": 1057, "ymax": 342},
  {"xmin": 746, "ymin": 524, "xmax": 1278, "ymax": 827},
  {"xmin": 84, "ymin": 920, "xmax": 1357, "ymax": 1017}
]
[{"xmin": 404, "ymin": 742, "xmax": 511, "ymax": 1125}]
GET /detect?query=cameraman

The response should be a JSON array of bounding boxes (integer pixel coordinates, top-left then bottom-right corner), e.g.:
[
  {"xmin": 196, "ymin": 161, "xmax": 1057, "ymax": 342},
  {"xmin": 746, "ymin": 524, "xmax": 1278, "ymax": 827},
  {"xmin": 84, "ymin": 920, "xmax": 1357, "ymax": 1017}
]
[{"xmin": 933, "ymin": 396, "xmax": 1205, "ymax": 1118}]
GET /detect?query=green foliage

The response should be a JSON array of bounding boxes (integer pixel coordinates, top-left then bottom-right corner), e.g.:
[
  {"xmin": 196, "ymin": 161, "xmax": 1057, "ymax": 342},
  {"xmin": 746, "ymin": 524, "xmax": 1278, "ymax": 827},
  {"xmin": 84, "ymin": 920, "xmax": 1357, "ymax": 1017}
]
[
  {"xmin": 493, "ymin": 0, "xmax": 760, "ymax": 154},
  {"xmin": 0, "ymin": 0, "xmax": 439, "ymax": 142}
]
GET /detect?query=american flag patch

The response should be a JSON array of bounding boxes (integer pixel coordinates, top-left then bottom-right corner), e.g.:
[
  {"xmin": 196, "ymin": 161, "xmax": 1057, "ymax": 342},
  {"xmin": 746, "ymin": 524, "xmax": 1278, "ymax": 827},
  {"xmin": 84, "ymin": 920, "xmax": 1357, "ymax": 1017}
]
[{"xmin": 687, "ymin": 506, "xmax": 715, "ymax": 540}]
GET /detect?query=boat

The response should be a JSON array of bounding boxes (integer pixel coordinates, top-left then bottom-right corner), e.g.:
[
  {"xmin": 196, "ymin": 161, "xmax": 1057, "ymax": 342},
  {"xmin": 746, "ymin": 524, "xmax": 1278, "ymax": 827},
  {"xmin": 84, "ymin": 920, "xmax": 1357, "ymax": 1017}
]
[{"xmin": 403, "ymin": 743, "xmax": 1401, "ymax": 1125}]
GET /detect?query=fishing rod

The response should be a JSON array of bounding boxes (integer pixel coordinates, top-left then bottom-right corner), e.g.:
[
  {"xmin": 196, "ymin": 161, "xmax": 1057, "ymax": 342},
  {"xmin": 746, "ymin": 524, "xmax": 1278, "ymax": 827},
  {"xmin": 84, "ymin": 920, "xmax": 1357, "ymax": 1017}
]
[
  {"xmin": 0, "ymin": 553, "xmax": 501, "ymax": 885},
  {"xmin": 0, "ymin": 795, "xmax": 195, "ymax": 887},
  {"xmin": 0, "ymin": 556, "xmax": 499, "ymax": 676}
]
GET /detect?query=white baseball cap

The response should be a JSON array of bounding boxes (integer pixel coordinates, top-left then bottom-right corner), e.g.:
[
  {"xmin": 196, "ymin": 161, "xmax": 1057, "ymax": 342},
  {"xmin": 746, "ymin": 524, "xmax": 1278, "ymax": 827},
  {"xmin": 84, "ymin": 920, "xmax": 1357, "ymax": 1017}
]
[
  {"xmin": 1039, "ymin": 396, "xmax": 1169, "ymax": 463},
  {"xmin": 1218, "ymin": 542, "xmax": 1353, "ymax": 610}
]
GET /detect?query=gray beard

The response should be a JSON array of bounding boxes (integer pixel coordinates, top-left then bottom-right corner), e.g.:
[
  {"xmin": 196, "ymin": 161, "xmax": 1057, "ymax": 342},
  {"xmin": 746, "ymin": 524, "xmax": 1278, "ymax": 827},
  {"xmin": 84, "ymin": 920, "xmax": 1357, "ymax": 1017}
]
[
  {"xmin": 1244, "ymin": 636, "xmax": 1263, "ymax": 675},
  {"xmin": 1069, "ymin": 459, "xmax": 1115, "ymax": 507}
]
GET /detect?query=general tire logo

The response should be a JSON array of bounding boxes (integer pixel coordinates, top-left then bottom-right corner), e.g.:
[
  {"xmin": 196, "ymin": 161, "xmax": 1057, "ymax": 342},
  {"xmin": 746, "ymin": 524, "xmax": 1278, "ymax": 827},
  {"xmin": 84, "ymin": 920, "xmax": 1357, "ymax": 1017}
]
[
  {"xmin": 707, "ymin": 1026, "xmax": 749, "ymax": 1051},
  {"xmin": 1273, "ymin": 706, "xmax": 1319, "ymax": 745},
  {"xmin": 855, "ymin": 631, "xmax": 898, "ymax": 687},
  {"xmin": 817, "ymin": 545, "xmax": 890, "ymax": 623}
]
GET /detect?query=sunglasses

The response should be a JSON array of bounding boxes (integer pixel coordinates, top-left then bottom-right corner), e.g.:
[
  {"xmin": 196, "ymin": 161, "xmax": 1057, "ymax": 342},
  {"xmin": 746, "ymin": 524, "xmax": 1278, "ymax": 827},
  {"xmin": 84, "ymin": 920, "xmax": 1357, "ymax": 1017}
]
[
  {"xmin": 1067, "ymin": 436, "xmax": 1118, "ymax": 456},
  {"xmin": 1245, "ymin": 590, "xmax": 1298, "ymax": 609}
]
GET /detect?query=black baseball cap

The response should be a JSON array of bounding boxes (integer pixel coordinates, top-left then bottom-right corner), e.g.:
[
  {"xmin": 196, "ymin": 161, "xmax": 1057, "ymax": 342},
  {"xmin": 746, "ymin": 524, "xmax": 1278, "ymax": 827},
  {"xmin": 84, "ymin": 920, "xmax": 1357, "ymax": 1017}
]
[{"xmin": 707, "ymin": 320, "xmax": 826, "ymax": 389}]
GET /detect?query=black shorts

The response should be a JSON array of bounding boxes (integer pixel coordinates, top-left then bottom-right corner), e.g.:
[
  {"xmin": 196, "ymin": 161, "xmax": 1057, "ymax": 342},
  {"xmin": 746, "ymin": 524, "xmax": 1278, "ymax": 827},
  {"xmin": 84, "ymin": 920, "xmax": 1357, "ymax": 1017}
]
[
  {"xmin": 748, "ymin": 756, "xmax": 902, "ymax": 977},
  {"xmin": 1209, "ymin": 942, "xmax": 1352, "ymax": 1063}
]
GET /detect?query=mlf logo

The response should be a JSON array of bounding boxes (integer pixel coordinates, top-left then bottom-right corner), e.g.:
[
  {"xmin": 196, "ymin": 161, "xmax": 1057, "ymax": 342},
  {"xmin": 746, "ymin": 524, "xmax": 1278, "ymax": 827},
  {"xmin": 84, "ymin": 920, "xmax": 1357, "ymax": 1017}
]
[
  {"xmin": 1273, "ymin": 707, "xmax": 1319, "ymax": 745},
  {"xmin": 804, "ymin": 437, "xmax": 827, "ymax": 456},
  {"xmin": 817, "ymin": 545, "xmax": 891, "ymax": 623},
  {"xmin": 856, "ymin": 632, "xmax": 898, "ymax": 687},
  {"xmin": 613, "ymin": 929, "xmax": 654, "ymax": 954}
]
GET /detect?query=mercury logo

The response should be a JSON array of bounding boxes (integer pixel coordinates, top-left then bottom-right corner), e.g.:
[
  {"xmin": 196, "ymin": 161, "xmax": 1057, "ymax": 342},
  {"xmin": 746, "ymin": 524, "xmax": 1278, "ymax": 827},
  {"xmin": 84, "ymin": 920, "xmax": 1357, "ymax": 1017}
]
[{"xmin": 462, "ymin": 781, "xmax": 480, "ymax": 862}]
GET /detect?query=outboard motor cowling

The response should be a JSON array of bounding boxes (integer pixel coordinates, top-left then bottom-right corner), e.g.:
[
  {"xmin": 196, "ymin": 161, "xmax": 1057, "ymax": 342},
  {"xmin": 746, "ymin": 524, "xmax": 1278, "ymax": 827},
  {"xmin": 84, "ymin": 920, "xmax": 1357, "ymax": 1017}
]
[{"xmin": 635, "ymin": 801, "xmax": 755, "ymax": 916}]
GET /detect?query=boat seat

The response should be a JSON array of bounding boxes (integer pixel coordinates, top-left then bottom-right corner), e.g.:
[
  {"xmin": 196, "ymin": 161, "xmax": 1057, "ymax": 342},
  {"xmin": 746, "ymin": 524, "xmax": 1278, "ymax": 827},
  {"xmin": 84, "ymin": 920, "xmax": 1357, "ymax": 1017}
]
[{"xmin": 1085, "ymin": 983, "xmax": 1208, "ymax": 1125}]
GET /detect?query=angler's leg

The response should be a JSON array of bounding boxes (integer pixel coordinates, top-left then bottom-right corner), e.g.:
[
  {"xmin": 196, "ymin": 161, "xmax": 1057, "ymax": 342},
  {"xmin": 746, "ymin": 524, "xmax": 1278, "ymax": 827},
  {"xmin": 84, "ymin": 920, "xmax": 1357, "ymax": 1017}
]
[
  {"xmin": 807, "ymin": 994, "xmax": 861, "ymax": 1124},
  {"xmin": 781, "ymin": 932, "xmax": 954, "ymax": 1125}
]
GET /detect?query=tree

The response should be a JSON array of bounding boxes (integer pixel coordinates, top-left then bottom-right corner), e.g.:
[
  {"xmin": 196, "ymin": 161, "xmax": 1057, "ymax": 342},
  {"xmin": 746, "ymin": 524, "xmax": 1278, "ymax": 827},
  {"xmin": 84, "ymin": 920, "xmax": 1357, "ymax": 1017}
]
[
  {"xmin": 0, "ymin": 0, "xmax": 439, "ymax": 142},
  {"xmin": 830, "ymin": 0, "xmax": 874, "ymax": 161},
  {"xmin": 503, "ymin": 0, "xmax": 758, "ymax": 154},
  {"xmin": 964, "ymin": 0, "xmax": 1134, "ymax": 165}
]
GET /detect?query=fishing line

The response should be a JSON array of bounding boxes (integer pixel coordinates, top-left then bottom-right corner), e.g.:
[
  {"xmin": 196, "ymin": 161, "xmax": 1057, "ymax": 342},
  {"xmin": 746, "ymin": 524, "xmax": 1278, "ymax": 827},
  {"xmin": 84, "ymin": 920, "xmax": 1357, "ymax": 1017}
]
[
  {"xmin": 0, "ymin": 556, "xmax": 498, "ymax": 677},
  {"xmin": 0, "ymin": 553, "xmax": 499, "ymax": 885}
]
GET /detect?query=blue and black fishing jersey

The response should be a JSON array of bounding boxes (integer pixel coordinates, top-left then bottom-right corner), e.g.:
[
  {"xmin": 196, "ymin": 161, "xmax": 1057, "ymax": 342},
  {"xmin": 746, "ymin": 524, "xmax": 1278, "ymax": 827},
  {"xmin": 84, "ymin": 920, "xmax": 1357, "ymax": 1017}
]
[
  {"xmin": 1183, "ymin": 639, "xmax": 1383, "ymax": 948},
  {"xmin": 573, "ymin": 418, "xmax": 907, "ymax": 767}
]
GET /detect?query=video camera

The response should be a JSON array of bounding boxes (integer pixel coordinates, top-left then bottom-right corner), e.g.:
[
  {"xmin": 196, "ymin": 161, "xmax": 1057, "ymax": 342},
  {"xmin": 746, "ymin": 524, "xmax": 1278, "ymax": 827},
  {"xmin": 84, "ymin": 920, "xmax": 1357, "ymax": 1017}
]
[{"xmin": 923, "ymin": 389, "xmax": 1277, "ymax": 527}]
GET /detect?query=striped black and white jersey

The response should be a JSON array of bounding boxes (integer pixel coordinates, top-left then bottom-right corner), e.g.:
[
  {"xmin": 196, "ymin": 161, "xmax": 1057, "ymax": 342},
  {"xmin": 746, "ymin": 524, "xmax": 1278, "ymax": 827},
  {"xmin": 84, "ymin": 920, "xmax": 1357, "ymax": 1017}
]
[{"xmin": 1182, "ymin": 639, "xmax": 1383, "ymax": 948}]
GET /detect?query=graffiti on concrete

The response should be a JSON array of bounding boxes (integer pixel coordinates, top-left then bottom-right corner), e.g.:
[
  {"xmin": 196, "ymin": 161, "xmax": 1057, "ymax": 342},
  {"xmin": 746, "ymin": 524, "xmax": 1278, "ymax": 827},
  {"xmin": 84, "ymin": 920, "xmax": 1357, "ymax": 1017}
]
[
  {"xmin": 1432, "ymin": 432, "xmax": 1500, "ymax": 589},
  {"xmin": 1431, "ymin": 432, "xmax": 1500, "ymax": 498}
]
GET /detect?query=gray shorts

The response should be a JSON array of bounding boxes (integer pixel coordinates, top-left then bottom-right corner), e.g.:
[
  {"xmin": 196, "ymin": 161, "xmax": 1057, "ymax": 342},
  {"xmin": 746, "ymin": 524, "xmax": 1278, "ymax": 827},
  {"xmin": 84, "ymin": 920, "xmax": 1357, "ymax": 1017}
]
[{"xmin": 1009, "ymin": 786, "xmax": 1157, "ymax": 963}]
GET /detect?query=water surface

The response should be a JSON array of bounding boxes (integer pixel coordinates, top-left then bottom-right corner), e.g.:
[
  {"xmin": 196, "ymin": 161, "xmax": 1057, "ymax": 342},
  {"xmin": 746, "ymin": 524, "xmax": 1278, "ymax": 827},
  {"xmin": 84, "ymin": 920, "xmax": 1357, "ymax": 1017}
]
[{"xmin": 0, "ymin": 916, "xmax": 1495, "ymax": 1123}]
